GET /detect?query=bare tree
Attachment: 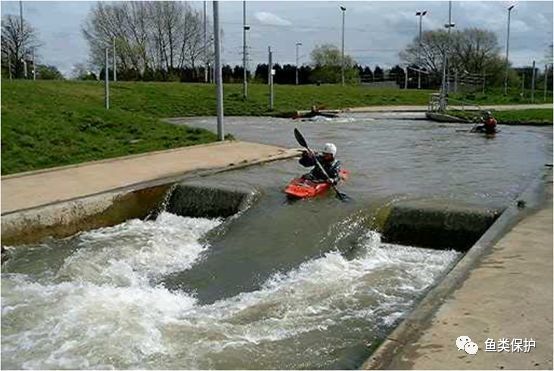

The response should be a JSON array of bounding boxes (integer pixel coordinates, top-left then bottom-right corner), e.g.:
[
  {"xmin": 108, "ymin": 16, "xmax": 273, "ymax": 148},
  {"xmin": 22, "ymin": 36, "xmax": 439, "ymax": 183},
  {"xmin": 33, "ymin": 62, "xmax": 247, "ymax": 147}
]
[
  {"xmin": 82, "ymin": 1, "xmax": 210, "ymax": 80},
  {"xmin": 1, "ymin": 14, "xmax": 40, "ymax": 78},
  {"xmin": 400, "ymin": 28, "xmax": 503, "ymax": 85},
  {"xmin": 399, "ymin": 29, "xmax": 450, "ymax": 82},
  {"xmin": 450, "ymin": 28, "xmax": 500, "ymax": 74}
]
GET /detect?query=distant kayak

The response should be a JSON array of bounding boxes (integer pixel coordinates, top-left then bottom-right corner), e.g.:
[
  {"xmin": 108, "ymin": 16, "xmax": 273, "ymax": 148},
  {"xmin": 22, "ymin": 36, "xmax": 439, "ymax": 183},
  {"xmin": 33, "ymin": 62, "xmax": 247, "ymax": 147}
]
[{"xmin": 284, "ymin": 170, "xmax": 349, "ymax": 199}]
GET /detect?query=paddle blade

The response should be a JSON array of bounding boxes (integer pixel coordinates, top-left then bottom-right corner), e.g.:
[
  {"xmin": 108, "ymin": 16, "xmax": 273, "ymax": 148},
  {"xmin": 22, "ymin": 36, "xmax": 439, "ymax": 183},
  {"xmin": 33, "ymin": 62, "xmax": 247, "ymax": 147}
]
[
  {"xmin": 294, "ymin": 128, "xmax": 308, "ymax": 148},
  {"xmin": 335, "ymin": 189, "xmax": 351, "ymax": 202}
]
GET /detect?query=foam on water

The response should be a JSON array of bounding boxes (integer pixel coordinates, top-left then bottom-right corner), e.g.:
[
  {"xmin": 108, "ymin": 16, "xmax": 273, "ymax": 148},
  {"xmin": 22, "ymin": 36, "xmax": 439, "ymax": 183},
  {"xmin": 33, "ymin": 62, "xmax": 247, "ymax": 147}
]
[{"xmin": 2, "ymin": 213, "xmax": 459, "ymax": 369}]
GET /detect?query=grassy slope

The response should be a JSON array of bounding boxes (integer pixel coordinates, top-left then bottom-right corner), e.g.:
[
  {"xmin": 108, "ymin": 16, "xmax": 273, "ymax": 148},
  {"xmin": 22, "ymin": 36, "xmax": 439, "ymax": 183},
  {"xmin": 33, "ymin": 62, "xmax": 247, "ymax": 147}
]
[
  {"xmin": 450, "ymin": 88, "xmax": 553, "ymax": 106},
  {"xmin": 2, "ymin": 80, "xmax": 551, "ymax": 174},
  {"xmin": 493, "ymin": 109, "xmax": 553, "ymax": 124},
  {"xmin": 2, "ymin": 80, "xmax": 436, "ymax": 174},
  {"xmin": 1, "ymin": 81, "xmax": 219, "ymax": 175},
  {"xmin": 447, "ymin": 108, "xmax": 553, "ymax": 124}
]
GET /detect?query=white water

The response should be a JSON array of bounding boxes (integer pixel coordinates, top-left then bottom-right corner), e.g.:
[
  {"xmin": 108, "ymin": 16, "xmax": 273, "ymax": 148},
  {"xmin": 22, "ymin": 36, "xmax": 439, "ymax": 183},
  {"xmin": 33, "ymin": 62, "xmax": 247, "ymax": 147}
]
[{"xmin": 2, "ymin": 212, "xmax": 459, "ymax": 369}]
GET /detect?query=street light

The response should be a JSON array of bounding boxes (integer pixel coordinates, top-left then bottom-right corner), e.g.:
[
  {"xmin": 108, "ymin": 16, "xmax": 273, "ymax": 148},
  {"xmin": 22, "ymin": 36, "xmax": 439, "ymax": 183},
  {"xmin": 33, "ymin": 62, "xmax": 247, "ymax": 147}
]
[
  {"xmin": 213, "ymin": 0, "xmax": 224, "ymax": 140},
  {"xmin": 295, "ymin": 42, "xmax": 302, "ymax": 85},
  {"xmin": 440, "ymin": 20, "xmax": 455, "ymax": 111},
  {"xmin": 415, "ymin": 10, "xmax": 427, "ymax": 89},
  {"xmin": 504, "ymin": 4, "xmax": 515, "ymax": 95},
  {"xmin": 242, "ymin": 0, "xmax": 249, "ymax": 99},
  {"xmin": 340, "ymin": 5, "xmax": 346, "ymax": 86}
]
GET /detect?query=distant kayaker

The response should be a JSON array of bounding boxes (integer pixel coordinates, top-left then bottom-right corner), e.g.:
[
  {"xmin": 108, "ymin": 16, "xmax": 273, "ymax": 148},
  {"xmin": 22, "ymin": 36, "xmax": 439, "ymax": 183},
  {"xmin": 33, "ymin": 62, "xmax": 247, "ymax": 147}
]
[
  {"xmin": 472, "ymin": 111, "xmax": 497, "ymax": 134},
  {"xmin": 299, "ymin": 143, "xmax": 342, "ymax": 184}
]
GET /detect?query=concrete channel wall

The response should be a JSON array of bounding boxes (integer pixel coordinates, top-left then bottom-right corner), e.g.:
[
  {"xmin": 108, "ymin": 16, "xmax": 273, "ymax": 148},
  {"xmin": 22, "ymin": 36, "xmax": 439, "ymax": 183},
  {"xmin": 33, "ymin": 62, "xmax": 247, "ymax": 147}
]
[
  {"xmin": 1, "ymin": 181, "xmax": 256, "ymax": 249},
  {"xmin": 362, "ymin": 168, "xmax": 551, "ymax": 369}
]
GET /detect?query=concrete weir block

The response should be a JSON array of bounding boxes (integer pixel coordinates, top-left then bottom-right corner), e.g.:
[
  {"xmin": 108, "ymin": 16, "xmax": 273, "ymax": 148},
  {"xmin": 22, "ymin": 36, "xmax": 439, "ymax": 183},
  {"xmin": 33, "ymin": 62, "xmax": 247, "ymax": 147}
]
[
  {"xmin": 379, "ymin": 199, "xmax": 504, "ymax": 251},
  {"xmin": 166, "ymin": 181, "xmax": 258, "ymax": 218},
  {"xmin": 1, "ymin": 184, "xmax": 173, "ymax": 247}
]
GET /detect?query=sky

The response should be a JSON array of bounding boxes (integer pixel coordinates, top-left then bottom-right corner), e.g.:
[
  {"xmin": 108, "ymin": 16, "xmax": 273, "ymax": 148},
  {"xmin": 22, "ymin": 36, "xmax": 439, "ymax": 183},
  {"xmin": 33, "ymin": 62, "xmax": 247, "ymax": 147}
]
[{"xmin": 1, "ymin": 0, "xmax": 552, "ymax": 77}]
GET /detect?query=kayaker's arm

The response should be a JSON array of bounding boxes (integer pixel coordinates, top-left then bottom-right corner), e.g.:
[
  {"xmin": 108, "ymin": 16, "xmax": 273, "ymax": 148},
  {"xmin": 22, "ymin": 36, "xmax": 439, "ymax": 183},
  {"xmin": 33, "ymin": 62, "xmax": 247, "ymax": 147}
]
[{"xmin": 299, "ymin": 151, "xmax": 317, "ymax": 167}]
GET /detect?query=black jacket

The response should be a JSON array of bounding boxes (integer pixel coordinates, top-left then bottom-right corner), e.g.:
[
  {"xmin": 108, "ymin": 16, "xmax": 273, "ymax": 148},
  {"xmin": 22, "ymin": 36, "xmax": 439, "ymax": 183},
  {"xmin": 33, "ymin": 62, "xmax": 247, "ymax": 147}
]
[{"xmin": 299, "ymin": 151, "xmax": 341, "ymax": 182}]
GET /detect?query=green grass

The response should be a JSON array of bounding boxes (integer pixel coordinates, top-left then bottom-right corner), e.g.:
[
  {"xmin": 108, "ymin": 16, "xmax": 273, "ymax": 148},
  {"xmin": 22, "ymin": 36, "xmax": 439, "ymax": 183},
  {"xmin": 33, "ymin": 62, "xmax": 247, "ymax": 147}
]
[
  {"xmin": 494, "ymin": 109, "xmax": 553, "ymax": 124},
  {"xmin": 2, "ymin": 80, "xmax": 437, "ymax": 175},
  {"xmin": 447, "ymin": 108, "xmax": 553, "ymax": 125},
  {"xmin": 2, "ymin": 80, "xmax": 551, "ymax": 174},
  {"xmin": 1, "ymin": 80, "xmax": 220, "ymax": 175},
  {"xmin": 449, "ymin": 88, "xmax": 553, "ymax": 105}
]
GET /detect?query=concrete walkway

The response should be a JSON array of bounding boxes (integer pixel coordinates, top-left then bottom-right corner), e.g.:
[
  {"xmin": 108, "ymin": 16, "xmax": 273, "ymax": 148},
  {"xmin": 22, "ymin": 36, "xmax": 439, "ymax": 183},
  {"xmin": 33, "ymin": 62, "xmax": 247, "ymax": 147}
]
[
  {"xmin": 1, "ymin": 141, "xmax": 297, "ymax": 214},
  {"xmin": 345, "ymin": 103, "xmax": 552, "ymax": 113},
  {"xmin": 380, "ymin": 182, "xmax": 553, "ymax": 369}
]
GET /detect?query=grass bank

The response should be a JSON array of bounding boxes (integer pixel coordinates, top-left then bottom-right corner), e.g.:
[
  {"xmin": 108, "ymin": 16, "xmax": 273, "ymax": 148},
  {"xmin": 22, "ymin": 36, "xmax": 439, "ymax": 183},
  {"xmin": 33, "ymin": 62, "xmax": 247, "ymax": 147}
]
[
  {"xmin": 447, "ymin": 108, "xmax": 553, "ymax": 125},
  {"xmin": 2, "ymin": 80, "xmax": 435, "ymax": 174},
  {"xmin": 1, "ymin": 81, "xmax": 220, "ymax": 175},
  {"xmin": 2, "ymin": 80, "xmax": 551, "ymax": 174},
  {"xmin": 450, "ymin": 88, "xmax": 553, "ymax": 106}
]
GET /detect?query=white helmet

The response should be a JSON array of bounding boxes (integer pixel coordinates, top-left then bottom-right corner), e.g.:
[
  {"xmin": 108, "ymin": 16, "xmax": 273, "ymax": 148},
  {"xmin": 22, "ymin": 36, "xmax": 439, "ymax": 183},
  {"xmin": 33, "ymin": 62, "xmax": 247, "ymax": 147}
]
[{"xmin": 322, "ymin": 143, "xmax": 337, "ymax": 156}]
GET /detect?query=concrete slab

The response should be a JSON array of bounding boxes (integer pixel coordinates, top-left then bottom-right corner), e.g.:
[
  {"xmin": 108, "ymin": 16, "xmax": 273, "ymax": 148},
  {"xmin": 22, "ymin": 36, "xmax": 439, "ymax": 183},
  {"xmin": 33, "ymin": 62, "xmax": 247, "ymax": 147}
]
[
  {"xmin": 372, "ymin": 181, "xmax": 553, "ymax": 369},
  {"xmin": 1, "ymin": 141, "xmax": 298, "ymax": 214}
]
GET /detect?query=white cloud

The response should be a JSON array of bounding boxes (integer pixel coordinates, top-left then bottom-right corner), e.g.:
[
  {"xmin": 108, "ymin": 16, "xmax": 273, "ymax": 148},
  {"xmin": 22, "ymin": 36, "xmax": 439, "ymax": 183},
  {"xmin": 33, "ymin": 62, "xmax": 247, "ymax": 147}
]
[{"xmin": 254, "ymin": 11, "xmax": 292, "ymax": 26}]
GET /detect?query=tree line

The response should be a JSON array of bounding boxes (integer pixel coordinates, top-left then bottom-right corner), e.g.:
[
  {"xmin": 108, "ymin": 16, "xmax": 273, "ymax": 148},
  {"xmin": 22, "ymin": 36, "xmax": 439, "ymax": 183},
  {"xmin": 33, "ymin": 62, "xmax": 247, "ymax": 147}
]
[
  {"xmin": 82, "ymin": 1, "xmax": 211, "ymax": 81},
  {"xmin": 2, "ymin": 2, "xmax": 551, "ymax": 91}
]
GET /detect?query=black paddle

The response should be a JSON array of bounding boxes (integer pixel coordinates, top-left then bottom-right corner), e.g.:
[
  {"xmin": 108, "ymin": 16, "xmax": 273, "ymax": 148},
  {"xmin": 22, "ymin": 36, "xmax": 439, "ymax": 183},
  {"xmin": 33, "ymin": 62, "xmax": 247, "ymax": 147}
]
[{"xmin": 293, "ymin": 128, "xmax": 349, "ymax": 202}]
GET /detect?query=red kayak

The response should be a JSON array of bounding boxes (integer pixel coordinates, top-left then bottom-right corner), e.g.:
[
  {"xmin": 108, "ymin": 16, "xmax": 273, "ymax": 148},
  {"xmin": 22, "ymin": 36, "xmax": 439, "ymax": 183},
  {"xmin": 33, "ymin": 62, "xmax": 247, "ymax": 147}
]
[{"xmin": 284, "ymin": 170, "xmax": 349, "ymax": 198}]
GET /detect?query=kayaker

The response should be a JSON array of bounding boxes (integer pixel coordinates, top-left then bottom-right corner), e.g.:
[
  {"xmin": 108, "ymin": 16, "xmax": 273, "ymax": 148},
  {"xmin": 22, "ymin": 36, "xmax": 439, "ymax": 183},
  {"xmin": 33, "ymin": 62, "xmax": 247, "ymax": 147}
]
[
  {"xmin": 299, "ymin": 143, "xmax": 342, "ymax": 184},
  {"xmin": 472, "ymin": 111, "xmax": 497, "ymax": 134}
]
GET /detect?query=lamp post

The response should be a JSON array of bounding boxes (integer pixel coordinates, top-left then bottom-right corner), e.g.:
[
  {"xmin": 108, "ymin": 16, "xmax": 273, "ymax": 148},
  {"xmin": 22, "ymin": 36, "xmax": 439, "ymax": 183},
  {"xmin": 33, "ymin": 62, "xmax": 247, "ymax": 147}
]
[
  {"xmin": 203, "ymin": 0, "xmax": 208, "ymax": 83},
  {"xmin": 503, "ymin": 4, "xmax": 515, "ymax": 95},
  {"xmin": 440, "ymin": 22, "xmax": 454, "ymax": 108},
  {"xmin": 113, "ymin": 37, "xmax": 117, "ymax": 82},
  {"xmin": 242, "ymin": 0, "xmax": 249, "ymax": 99},
  {"xmin": 340, "ymin": 5, "xmax": 346, "ymax": 86},
  {"xmin": 295, "ymin": 42, "xmax": 302, "ymax": 85},
  {"xmin": 213, "ymin": 1, "xmax": 224, "ymax": 140},
  {"xmin": 415, "ymin": 10, "xmax": 427, "ymax": 89}
]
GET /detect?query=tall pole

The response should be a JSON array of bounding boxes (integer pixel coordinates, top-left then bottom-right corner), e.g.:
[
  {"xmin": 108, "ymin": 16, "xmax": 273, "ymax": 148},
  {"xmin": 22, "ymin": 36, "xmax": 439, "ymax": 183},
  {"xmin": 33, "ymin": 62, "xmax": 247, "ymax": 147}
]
[
  {"xmin": 531, "ymin": 60, "xmax": 536, "ymax": 103},
  {"xmin": 213, "ymin": 1, "xmax": 224, "ymax": 140},
  {"xmin": 8, "ymin": 49, "xmax": 12, "ymax": 80},
  {"xmin": 454, "ymin": 69, "xmax": 458, "ymax": 93},
  {"xmin": 340, "ymin": 6, "xmax": 346, "ymax": 86},
  {"xmin": 19, "ymin": 0, "xmax": 23, "ymax": 34},
  {"xmin": 112, "ymin": 37, "xmax": 117, "ymax": 82},
  {"xmin": 416, "ymin": 11, "xmax": 426, "ymax": 89},
  {"xmin": 482, "ymin": 68, "xmax": 486, "ymax": 94},
  {"xmin": 445, "ymin": 0, "xmax": 452, "ymax": 93},
  {"xmin": 521, "ymin": 70, "xmax": 525, "ymax": 98},
  {"xmin": 242, "ymin": 0, "xmax": 248, "ymax": 99},
  {"xmin": 203, "ymin": 1, "xmax": 208, "ymax": 83},
  {"xmin": 268, "ymin": 46, "xmax": 274, "ymax": 110},
  {"xmin": 295, "ymin": 42, "xmax": 302, "ymax": 85},
  {"xmin": 32, "ymin": 48, "xmax": 36, "ymax": 80},
  {"xmin": 504, "ymin": 5, "xmax": 514, "ymax": 95},
  {"xmin": 19, "ymin": 0, "xmax": 23, "ymax": 79},
  {"xmin": 440, "ymin": 1, "xmax": 454, "ymax": 111},
  {"xmin": 544, "ymin": 64, "xmax": 549, "ymax": 102},
  {"xmin": 105, "ymin": 48, "xmax": 109, "ymax": 110}
]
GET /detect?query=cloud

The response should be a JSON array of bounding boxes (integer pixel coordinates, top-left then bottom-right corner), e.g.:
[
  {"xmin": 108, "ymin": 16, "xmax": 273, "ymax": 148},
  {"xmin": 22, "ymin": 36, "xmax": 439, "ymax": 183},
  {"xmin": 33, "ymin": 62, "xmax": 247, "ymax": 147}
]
[{"xmin": 254, "ymin": 11, "xmax": 292, "ymax": 26}]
